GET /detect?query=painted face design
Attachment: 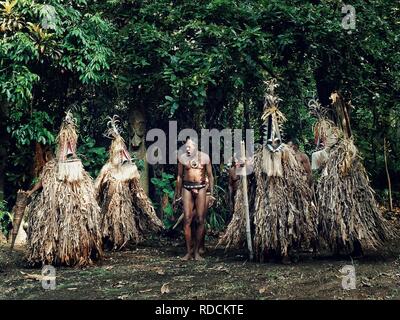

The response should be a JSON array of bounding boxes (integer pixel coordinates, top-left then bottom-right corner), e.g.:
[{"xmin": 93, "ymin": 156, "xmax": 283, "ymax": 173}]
[
  {"xmin": 57, "ymin": 112, "xmax": 79, "ymax": 162},
  {"xmin": 59, "ymin": 136, "xmax": 77, "ymax": 161},
  {"xmin": 111, "ymin": 138, "xmax": 132, "ymax": 166},
  {"xmin": 263, "ymin": 114, "xmax": 284, "ymax": 153},
  {"xmin": 66, "ymin": 142, "xmax": 74, "ymax": 158},
  {"xmin": 185, "ymin": 140, "xmax": 197, "ymax": 157},
  {"xmin": 121, "ymin": 147, "xmax": 131, "ymax": 164}
]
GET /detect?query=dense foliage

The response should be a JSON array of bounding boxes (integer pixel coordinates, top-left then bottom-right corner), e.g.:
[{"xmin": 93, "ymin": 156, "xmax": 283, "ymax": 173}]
[
  {"xmin": 1, "ymin": 0, "xmax": 399, "ymax": 231},
  {"xmin": 0, "ymin": 200, "xmax": 11, "ymax": 236}
]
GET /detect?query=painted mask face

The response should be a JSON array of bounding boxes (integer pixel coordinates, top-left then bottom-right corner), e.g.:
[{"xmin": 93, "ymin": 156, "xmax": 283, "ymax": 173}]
[
  {"xmin": 120, "ymin": 147, "xmax": 131, "ymax": 164},
  {"xmin": 66, "ymin": 142, "xmax": 74, "ymax": 158},
  {"xmin": 263, "ymin": 114, "xmax": 284, "ymax": 153},
  {"xmin": 57, "ymin": 112, "xmax": 79, "ymax": 162},
  {"xmin": 58, "ymin": 126, "xmax": 78, "ymax": 162},
  {"xmin": 59, "ymin": 139, "xmax": 77, "ymax": 161},
  {"xmin": 56, "ymin": 119, "xmax": 83, "ymax": 181}
]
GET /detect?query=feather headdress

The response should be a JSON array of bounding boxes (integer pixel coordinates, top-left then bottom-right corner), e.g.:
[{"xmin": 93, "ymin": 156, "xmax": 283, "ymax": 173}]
[{"xmin": 104, "ymin": 115, "xmax": 123, "ymax": 140}]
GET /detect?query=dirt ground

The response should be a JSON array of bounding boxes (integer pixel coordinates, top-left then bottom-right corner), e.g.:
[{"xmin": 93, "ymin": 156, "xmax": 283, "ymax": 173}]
[{"xmin": 1, "ymin": 234, "xmax": 400, "ymax": 300}]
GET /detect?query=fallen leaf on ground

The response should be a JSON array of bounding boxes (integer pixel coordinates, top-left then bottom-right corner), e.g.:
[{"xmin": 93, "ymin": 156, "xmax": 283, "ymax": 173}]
[
  {"xmin": 377, "ymin": 272, "xmax": 390, "ymax": 277},
  {"xmin": 161, "ymin": 283, "xmax": 170, "ymax": 294},
  {"xmin": 20, "ymin": 271, "xmax": 54, "ymax": 282},
  {"xmin": 114, "ymin": 281, "xmax": 128, "ymax": 288},
  {"xmin": 361, "ymin": 281, "xmax": 372, "ymax": 287},
  {"xmin": 139, "ymin": 288, "xmax": 152, "ymax": 293}
]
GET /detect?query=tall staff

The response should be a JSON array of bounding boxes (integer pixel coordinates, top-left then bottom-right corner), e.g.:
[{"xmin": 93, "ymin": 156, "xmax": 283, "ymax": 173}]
[{"xmin": 241, "ymin": 140, "xmax": 253, "ymax": 261}]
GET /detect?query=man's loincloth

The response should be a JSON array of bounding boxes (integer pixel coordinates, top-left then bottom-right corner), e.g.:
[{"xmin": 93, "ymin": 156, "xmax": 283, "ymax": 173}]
[{"xmin": 183, "ymin": 181, "xmax": 206, "ymax": 194}]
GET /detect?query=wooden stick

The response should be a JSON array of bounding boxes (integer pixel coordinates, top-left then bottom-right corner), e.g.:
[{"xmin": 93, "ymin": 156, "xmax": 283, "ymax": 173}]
[
  {"xmin": 172, "ymin": 213, "xmax": 184, "ymax": 230},
  {"xmin": 384, "ymin": 137, "xmax": 393, "ymax": 211},
  {"xmin": 241, "ymin": 140, "xmax": 253, "ymax": 260}
]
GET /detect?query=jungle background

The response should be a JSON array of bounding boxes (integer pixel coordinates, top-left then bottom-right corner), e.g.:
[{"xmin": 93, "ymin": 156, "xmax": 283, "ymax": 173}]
[{"xmin": 0, "ymin": 0, "xmax": 399, "ymax": 238}]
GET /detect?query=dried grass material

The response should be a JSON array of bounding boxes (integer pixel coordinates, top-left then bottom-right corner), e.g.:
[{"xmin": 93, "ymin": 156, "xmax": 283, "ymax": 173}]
[
  {"xmin": 261, "ymin": 79, "xmax": 284, "ymax": 122},
  {"xmin": 253, "ymin": 146, "xmax": 318, "ymax": 260},
  {"xmin": 97, "ymin": 169, "xmax": 140, "ymax": 249},
  {"xmin": 0, "ymin": 232, "xmax": 6, "ymax": 244},
  {"xmin": 317, "ymin": 138, "xmax": 395, "ymax": 254},
  {"xmin": 261, "ymin": 106, "xmax": 287, "ymax": 126},
  {"xmin": 96, "ymin": 164, "xmax": 163, "ymax": 249},
  {"xmin": 262, "ymin": 147, "xmax": 283, "ymax": 177},
  {"xmin": 216, "ymin": 177, "xmax": 247, "ymax": 249},
  {"xmin": 311, "ymin": 149, "xmax": 329, "ymax": 171},
  {"xmin": 109, "ymin": 136, "xmax": 130, "ymax": 161},
  {"xmin": 27, "ymin": 159, "xmax": 103, "ymax": 267},
  {"xmin": 57, "ymin": 160, "xmax": 84, "ymax": 182},
  {"xmin": 313, "ymin": 119, "xmax": 340, "ymax": 149},
  {"xmin": 130, "ymin": 178, "xmax": 164, "ymax": 234},
  {"xmin": 218, "ymin": 146, "xmax": 317, "ymax": 260},
  {"xmin": 57, "ymin": 122, "xmax": 78, "ymax": 147}
]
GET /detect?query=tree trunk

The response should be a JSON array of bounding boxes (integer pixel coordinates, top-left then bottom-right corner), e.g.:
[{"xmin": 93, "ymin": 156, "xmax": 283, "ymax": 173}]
[
  {"xmin": 383, "ymin": 137, "xmax": 393, "ymax": 211},
  {"xmin": 33, "ymin": 143, "xmax": 47, "ymax": 178},
  {"xmin": 128, "ymin": 106, "xmax": 149, "ymax": 194},
  {"xmin": 0, "ymin": 100, "xmax": 9, "ymax": 202},
  {"xmin": 0, "ymin": 145, "xmax": 5, "ymax": 202},
  {"xmin": 314, "ymin": 57, "xmax": 337, "ymax": 108},
  {"xmin": 10, "ymin": 190, "xmax": 29, "ymax": 251}
]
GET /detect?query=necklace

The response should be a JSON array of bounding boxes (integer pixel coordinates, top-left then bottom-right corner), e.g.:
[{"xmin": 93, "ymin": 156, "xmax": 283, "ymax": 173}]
[{"xmin": 190, "ymin": 158, "xmax": 199, "ymax": 169}]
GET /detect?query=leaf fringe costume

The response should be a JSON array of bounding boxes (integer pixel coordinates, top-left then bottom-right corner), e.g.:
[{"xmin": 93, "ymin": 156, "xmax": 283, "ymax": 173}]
[
  {"xmin": 219, "ymin": 80, "xmax": 318, "ymax": 261},
  {"xmin": 95, "ymin": 116, "xmax": 163, "ymax": 250},
  {"xmin": 311, "ymin": 95, "xmax": 395, "ymax": 254},
  {"xmin": 27, "ymin": 112, "xmax": 102, "ymax": 266}
]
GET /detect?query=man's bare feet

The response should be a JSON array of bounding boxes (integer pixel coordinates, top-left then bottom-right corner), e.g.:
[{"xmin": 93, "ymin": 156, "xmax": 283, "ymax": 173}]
[
  {"xmin": 182, "ymin": 253, "xmax": 193, "ymax": 261},
  {"xmin": 194, "ymin": 252, "xmax": 205, "ymax": 261}
]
